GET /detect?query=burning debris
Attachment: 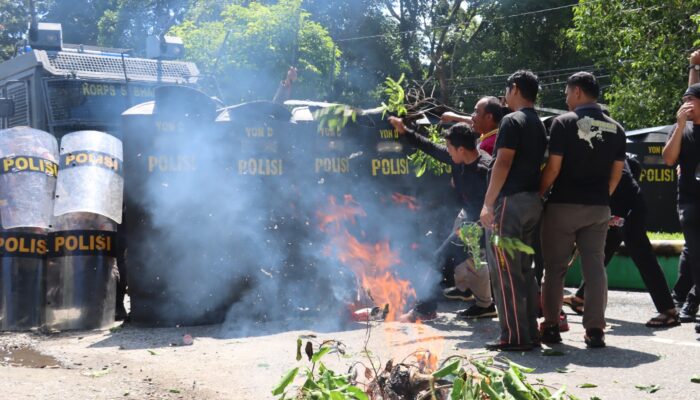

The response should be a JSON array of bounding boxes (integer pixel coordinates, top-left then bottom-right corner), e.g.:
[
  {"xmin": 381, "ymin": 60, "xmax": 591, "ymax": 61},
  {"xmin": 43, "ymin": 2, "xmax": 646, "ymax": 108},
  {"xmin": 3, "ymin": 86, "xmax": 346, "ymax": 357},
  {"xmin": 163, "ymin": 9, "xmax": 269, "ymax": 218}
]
[
  {"xmin": 275, "ymin": 337, "xmax": 581, "ymax": 400},
  {"xmin": 364, "ymin": 352, "xmax": 450, "ymax": 400},
  {"xmin": 317, "ymin": 195, "xmax": 416, "ymax": 322},
  {"xmin": 350, "ymin": 304, "xmax": 390, "ymax": 323},
  {"xmin": 390, "ymin": 193, "xmax": 420, "ymax": 211}
]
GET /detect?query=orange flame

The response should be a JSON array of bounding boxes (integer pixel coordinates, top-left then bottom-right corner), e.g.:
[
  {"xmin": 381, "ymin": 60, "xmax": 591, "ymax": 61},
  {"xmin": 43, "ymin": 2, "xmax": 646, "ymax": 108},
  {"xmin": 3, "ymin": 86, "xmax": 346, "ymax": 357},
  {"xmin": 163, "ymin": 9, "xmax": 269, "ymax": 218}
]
[
  {"xmin": 414, "ymin": 350, "xmax": 439, "ymax": 372},
  {"xmin": 318, "ymin": 195, "xmax": 445, "ymax": 372},
  {"xmin": 317, "ymin": 194, "xmax": 366, "ymax": 231},
  {"xmin": 318, "ymin": 195, "xmax": 415, "ymax": 321},
  {"xmin": 391, "ymin": 192, "xmax": 420, "ymax": 211}
]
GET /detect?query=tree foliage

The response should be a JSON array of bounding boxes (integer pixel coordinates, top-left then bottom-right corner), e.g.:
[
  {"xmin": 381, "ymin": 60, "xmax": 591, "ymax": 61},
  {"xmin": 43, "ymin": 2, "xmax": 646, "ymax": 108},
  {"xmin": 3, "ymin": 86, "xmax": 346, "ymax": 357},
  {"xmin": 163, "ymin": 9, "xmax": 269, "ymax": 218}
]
[
  {"xmin": 452, "ymin": 0, "xmax": 590, "ymax": 110},
  {"xmin": 95, "ymin": 0, "xmax": 190, "ymax": 51},
  {"xmin": 0, "ymin": 0, "xmax": 49, "ymax": 60},
  {"xmin": 568, "ymin": 0, "xmax": 700, "ymax": 129},
  {"xmin": 303, "ymin": 0, "xmax": 405, "ymax": 106},
  {"xmin": 171, "ymin": 0, "xmax": 338, "ymax": 103}
]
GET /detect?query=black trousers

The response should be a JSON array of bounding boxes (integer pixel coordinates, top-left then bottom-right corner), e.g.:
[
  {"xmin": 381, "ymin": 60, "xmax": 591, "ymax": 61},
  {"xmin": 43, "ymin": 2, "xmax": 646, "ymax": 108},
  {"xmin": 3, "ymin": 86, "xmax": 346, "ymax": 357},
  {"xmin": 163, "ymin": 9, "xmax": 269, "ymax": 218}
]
[
  {"xmin": 678, "ymin": 203, "xmax": 700, "ymax": 306},
  {"xmin": 576, "ymin": 195, "xmax": 675, "ymax": 313},
  {"xmin": 672, "ymin": 246, "xmax": 696, "ymax": 305}
]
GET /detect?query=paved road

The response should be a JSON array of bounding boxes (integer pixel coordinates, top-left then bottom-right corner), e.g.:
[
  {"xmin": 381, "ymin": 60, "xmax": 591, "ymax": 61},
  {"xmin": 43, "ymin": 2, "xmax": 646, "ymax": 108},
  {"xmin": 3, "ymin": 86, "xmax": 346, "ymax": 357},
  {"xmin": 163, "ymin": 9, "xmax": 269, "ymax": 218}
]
[{"xmin": 1, "ymin": 290, "xmax": 699, "ymax": 399}]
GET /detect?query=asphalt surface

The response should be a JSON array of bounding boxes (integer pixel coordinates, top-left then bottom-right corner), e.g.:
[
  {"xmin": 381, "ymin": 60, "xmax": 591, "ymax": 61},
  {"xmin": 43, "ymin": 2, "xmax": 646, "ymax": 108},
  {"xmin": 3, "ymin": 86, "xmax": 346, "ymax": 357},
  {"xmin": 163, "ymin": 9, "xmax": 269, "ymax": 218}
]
[{"xmin": 1, "ymin": 289, "xmax": 700, "ymax": 399}]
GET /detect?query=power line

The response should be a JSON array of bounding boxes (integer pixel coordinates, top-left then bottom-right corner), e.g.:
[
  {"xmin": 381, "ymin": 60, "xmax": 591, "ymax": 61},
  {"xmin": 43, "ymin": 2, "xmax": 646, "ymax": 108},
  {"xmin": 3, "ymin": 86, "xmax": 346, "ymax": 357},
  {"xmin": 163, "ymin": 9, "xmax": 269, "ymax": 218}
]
[
  {"xmin": 443, "ymin": 66, "xmax": 602, "ymax": 83},
  {"xmin": 334, "ymin": 0, "xmax": 603, "ymax": 43}
]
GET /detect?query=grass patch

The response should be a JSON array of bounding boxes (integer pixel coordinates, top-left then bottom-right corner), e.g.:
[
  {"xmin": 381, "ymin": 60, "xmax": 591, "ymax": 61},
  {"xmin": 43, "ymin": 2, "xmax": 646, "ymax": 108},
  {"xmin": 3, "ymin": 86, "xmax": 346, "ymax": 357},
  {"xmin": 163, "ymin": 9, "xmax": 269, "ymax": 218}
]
[{"xmin": 647, "ymin": 232, "xmax": 684, "ymax": 241}]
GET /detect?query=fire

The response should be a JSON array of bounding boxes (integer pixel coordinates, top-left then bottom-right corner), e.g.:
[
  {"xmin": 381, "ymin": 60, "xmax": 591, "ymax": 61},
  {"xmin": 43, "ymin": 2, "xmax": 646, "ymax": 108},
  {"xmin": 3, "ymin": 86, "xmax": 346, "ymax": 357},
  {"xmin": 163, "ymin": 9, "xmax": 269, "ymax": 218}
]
[
  {"xmin": 391, "ymin": 192, "xmax": 420, "ymax": 211},
  {"xmin": 317, "ymin": 194, "xmax": 366, "ymax": 231},
  {"xmin": 318, "ymin": 195, "xmax": 445, "ymax": 374},
  {"xmin": 414, "ymin": 349, "xmax": 439, "ymax": 372},
  {"xmin": 318, "ymin": 195, "xmax": 415, "ymax": 321}
]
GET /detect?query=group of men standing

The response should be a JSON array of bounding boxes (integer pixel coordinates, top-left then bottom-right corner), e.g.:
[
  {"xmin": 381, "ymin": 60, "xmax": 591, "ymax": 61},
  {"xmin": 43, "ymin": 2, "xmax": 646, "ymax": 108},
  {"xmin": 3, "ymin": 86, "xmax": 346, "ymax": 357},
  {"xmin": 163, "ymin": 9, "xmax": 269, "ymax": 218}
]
[{"xmin": 388, "ymin": 51, "xmax": 700, "ymax": 351}]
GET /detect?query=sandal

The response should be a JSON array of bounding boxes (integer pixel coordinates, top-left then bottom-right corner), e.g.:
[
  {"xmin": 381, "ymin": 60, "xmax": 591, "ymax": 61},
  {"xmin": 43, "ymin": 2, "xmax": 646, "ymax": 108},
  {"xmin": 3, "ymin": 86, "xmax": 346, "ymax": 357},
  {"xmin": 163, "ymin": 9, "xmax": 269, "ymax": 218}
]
[
  {"xmin": 645, "ymin": 311, "xmax": 681, "ymax": 328},
  {"xmin": 562, "ymin": 295, "xmax": 584, "ymax": 315}
]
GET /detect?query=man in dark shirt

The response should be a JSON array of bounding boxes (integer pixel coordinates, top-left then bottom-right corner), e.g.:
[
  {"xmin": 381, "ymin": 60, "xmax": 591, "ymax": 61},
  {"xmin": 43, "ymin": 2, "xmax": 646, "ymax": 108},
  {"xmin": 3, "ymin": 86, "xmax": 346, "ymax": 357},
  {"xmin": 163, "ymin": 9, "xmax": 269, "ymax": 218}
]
[
  {"xmin": 663, "ymin": 82, "xmax": 700, "ymax": 335},
  {"xmin": 562, "ymin": 155, "xmax": 679, "ymax": 328},
  {"xmin": 539, "ymin": 72, "xmax": 626, "ymax": 348},
  {"xmin": 387, "ymin": 118, "xmax": 496, "ymax": 321},
  {"xmin": 480, "ymin": 70, "xmax": 547, "ymax": 351}
]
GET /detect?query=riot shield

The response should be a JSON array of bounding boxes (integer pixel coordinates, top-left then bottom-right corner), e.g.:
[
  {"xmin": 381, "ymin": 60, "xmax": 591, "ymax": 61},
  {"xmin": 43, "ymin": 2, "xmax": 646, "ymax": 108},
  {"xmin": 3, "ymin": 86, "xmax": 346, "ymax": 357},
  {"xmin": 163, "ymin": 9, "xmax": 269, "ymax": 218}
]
[
  {"xmin": 53, "ymin": 130, "xmax": 124, "ymax": 224},
  {"xmin": 46, "ymin": 214, "xmax": 117, "ymax": 330},
  {"xmin": 0, "ymin": 127, "xmax": 59, "ymax": 229},
  {"xmin": 0, "ymin": 228, "xmax": 48, "ymax": 330}
]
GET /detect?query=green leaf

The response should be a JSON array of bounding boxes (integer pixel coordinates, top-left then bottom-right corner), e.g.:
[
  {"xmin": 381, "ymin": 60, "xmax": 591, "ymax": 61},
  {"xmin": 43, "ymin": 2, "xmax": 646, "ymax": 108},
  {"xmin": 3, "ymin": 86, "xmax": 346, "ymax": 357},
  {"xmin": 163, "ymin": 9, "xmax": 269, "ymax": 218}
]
[
  {"xmin": 692, "ymin": 375, "xmax": 700, "ymax": 383},
  {"xmin": 345, "ymin": 386, "xmax": 369, "ymax": 400},
  {"xmin": 147, "ymin": 350, "xmax": 157, "ymax": 356},
  {"xmin": 312, "ymin": 346, "xmax": 332, "ymax": 363},
  {"xmin": 635, "ymin": 384, "xmax": 661, "ymax": 393},
  {"xmin": 296, "ymin": 338, "xmax": 302, "ymax": 361},
  {"xmin": 272, "ymin": 367, "xmax": 299, "ymax": 396},
  {"xmin": 451, "ymin": 377, "xmax": 465, "ymax": 400},
  {"xmin": 329, "ymin": 391, "xmax": 345, "ymax": 400},
  {"xmin": 577, "ymin": 383, "xmax": 597, "ymax": 388},
  {"xmin": 550, "ymin": 387, "xmax": 566, "ymax": 399},
  {"xmin": 508, "ymin": 360, "xmax": 535, "ymax": 373},
  {"xmin": 415, "ymin": 160, "xmax": 427, "ymax": 177},
  {"xmin": 480, "ymin": 379, "xmax": 505, "ymax": 400},
  {"xmin": 432, "ymin": 359, "xmax": 461, "ymax": 378},
  {"xmin": 503, "ymin": 367, "xmax": 534, "ymax": 400}
]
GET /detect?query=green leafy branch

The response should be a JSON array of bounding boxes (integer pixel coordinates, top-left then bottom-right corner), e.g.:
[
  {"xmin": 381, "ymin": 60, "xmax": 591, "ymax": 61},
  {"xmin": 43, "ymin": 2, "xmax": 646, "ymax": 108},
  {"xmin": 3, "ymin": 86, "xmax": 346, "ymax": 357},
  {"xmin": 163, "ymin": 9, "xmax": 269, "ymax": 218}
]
[
  {"xmin": 380, "ymin": 74, "xmax": 407, "ymax": 118},
  {"xmin": 490, "ymin": 233, "xmax": 536, "ymax": 259},
  {"xmin": 273, "ymin": 339, "xmax": 367, "ymax": 400},
  {"xmin": 457, "ymin": 223, "xmax": 484, "ymax": 268},
  {"xmin": 314, "ymin": 105, "xmax": 359, "ymax": 135},
  {"xmin": 275, "ymin": 344, "xmax": 585, "ymax": 400},
  {"xmin": 434, "ymin": 357, "xmax": 582, "ymax": 400},
  {"xmin": 407, "ymin": 124, "xmax": 453, "ymax": 177},
  {"xmin": 314, "ymin": 74, "xmax": 408, "ymax": 135},
  {"xmin": 458, "ymin": 223, "xmax": 535, "ymax": 269}
]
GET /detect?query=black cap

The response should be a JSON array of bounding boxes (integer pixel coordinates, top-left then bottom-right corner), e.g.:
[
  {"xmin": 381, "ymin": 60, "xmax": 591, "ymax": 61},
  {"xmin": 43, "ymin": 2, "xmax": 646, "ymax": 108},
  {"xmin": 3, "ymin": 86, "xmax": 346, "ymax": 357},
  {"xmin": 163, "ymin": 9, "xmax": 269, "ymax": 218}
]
[{"xmin": 683, "ymin": 83, "xmax": 700, "ymax": 99}]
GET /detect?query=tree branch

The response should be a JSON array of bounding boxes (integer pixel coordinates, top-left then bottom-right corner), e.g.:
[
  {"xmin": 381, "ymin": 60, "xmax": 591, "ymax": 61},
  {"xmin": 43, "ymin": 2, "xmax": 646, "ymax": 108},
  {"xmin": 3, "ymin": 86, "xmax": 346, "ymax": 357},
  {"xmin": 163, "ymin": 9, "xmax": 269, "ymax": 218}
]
[{"xmin": 384, "ymin": 0, "xmax": 401, "ymax": 21}]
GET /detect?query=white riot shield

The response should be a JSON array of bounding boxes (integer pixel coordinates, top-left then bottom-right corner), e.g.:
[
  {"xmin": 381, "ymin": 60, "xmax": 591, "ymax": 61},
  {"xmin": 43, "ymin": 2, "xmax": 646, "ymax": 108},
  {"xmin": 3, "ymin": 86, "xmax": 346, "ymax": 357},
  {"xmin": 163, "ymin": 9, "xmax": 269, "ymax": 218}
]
[
  {"xmin": 0, "ymin": 127, "xmax": 59, "ymax": 229},
  {"xmin": 53, "ymin": 131, "xmax": 124, "ymax": 223}
]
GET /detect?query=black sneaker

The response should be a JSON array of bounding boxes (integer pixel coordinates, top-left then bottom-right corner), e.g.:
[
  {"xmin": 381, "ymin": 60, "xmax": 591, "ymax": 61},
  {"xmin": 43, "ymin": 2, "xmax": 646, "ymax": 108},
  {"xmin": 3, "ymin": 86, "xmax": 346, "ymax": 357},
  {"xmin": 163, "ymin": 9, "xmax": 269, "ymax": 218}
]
[
  {"xmin": 539, "ymin": 323, "xmax": 562, "ymax": 344},
  {"xmin": 584, "ymin": 328, "xmax": 606, "ymax": 348},
  {"xmin": 456, "ymin": 303, "xmax": 497, "ymax": 319},
  {"xmin": 680, "ymin": 301, "xmax": 698, "ymax": 322},
  {"xmin": 442, "ymin": 287, "xmax": 474, "ymax": 301}
]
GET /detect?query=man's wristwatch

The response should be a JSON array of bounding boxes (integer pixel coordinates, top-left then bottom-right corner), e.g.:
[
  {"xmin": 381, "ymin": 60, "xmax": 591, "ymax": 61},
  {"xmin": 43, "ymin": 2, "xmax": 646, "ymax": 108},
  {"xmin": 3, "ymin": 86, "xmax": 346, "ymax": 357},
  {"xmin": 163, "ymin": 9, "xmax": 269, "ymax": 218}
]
[{"xmin": 689, "ymin": 64, "xmax": 700, "ymax": 72}]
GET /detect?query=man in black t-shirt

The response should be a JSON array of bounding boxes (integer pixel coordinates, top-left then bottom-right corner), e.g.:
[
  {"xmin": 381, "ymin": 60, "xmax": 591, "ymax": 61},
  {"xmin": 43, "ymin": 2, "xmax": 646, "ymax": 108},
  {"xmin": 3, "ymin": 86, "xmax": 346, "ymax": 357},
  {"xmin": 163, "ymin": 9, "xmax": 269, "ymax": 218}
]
[
  {"xmin": 539, "ymin": 72, "xmax": 626, "ymax": 348},
  {"xmin": 663, "ymin": 82, "xmax": 700, "ymax": 335},
  {"xmin": 562, "ymin": 155, "xmax": 679, "ymax": 328},
  {"xmin": 480, "ymin": 70, "xmax": 547, "ymax": 351},
  {"xmin": 387, "ymin": 118, "xmax": 496, "ymax": 322}
]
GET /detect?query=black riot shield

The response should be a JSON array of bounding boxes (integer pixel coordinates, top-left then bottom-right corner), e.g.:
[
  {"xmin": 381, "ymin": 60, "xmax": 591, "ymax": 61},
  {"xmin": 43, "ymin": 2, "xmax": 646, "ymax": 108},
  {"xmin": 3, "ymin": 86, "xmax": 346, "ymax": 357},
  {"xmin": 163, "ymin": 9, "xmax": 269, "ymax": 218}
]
[
  {"xmin": 0, "ymin": 229, "xmax": 49, "ymax": 330},
  {"xmin": 45, "ymin": 130, "xmax": 123, "ymax": 330},
  {"xmin": 122, "ymin": 86, "xmax": 234, "ymax": 326},
  {"xmin": 0, "ymin": 127, "xmax": 58, "ymax": 331},
  {"xmin": 46, "ymin": 215, "xmax": 117, "ymax": 330}
]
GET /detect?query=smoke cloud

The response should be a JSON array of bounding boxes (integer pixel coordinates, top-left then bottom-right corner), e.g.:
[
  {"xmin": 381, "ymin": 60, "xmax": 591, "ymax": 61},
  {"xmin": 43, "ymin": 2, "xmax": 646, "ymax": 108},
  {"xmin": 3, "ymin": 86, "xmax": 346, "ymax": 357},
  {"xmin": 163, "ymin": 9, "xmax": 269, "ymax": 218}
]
[{"xmin": 122, "ymin": 84, "xmax": 458, "ymax": 336}]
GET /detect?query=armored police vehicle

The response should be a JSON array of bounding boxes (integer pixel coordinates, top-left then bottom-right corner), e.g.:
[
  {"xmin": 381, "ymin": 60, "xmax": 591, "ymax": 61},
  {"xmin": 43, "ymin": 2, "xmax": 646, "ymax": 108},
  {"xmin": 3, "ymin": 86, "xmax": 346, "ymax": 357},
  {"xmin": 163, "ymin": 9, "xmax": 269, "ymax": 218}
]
[{"xmin": 0, "ymin": 22, "xmax": 199, "ymax": 136}]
